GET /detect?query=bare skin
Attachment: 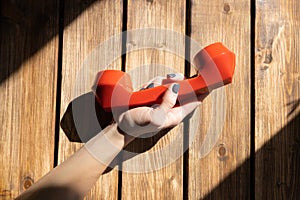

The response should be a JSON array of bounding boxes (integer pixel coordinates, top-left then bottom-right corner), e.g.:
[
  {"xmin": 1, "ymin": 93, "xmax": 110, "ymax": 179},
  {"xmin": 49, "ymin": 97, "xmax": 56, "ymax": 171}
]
[{"xmin": 16, "ymin": 74, "xmax": 200, "ymax": 200}]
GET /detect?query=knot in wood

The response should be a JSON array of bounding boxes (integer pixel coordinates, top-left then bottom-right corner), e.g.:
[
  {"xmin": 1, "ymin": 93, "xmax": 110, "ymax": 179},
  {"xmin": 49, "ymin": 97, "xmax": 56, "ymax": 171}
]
[
  {"xmin": 223, "ymin": 3, "xmax": 231, "ymax": 14},
  {"xmin": 23, "ymin": 177, "xmax": 34, "ymax": 190}
]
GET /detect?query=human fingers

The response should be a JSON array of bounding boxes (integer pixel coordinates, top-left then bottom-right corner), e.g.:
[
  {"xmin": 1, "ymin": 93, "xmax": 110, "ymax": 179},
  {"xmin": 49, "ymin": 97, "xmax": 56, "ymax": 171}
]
[
  {"xmin": 139, "ymin": 76, "xmax": 164, "ymax": 90},
  {"xmin": 163, "ymin": 101, "xmax": 201, "ymax": 127},
  {"xmin": 118, "ymin": 83, "xmax": 180, "ymax": 135},
  {"xmin": 139, "ymin": 73, "xmax": 184, "ymax": 91},
  {"xmin": 150, "ymin": 83, "xmax": 180, "ymax": 127},
  {"xmin": 166, "ymin": 73, "xmax": 184, "ymax": 81}
]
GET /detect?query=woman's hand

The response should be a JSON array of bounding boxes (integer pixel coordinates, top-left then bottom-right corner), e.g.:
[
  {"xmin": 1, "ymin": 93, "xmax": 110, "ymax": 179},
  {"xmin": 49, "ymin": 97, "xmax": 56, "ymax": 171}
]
[
  {"xmin": 116, "ymin": 73, "xmax": 200, "ymax": 145},
  {"xmin": 16, "ymin": 73, "xmax": 201, "ymax": 200}
]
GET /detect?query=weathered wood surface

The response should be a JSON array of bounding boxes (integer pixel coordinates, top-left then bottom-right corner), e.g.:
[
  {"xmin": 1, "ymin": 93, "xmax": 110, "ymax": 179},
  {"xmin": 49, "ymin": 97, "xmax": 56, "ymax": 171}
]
[
  {"xmin": 1, "ymin": 0, "xmax": 300, "ymax": 199},
  {"xmin": 255, "ymin": 0, "xmax": 300, "ymax": 199},
  {"xmin": 58, "ymin": 1, "xmax": 123, "ymax": 199},
  {"xmin": 121, "ymin": 0, "xmax": 186, "ymax": 199},
  {"xmin": 0, "ymin": 0, "xmax": 59, "ymax": 199},
  {"xmin": 188, "ymin": 0, "xmax": 251, "ymax": 199}
]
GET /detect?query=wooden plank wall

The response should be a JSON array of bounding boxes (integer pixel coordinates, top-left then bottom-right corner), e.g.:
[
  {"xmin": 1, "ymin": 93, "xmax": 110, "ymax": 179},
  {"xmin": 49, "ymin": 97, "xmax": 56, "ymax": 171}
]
[
  {"xmin": 121, "ymin": 0, "xmax": 186, "ymax": 199},
  {"xmin": 1, "ymin": 0, "xmax": 300, "ymax": 199},
  {"xmin": 188, "ymin": 0, "xmax": 251, "ymax": 199},
  {"xmin": 0, "ymin": 1, "xmax": 59, "ymax": 199},
  {"xmin": 58, "ymin": 0, "xmax": 123, "ymax": 199},
  {"xmin": 255, "ymin": 0, "xmax": 300, "ymax": 199}
]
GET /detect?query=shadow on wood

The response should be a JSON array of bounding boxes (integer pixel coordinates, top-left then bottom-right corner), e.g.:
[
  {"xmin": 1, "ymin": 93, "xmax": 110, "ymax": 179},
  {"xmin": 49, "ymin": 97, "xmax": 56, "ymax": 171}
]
[
  {"xmin": 201, "ymin": 100, "xmax": 300, "ymax": 199},
  {"xmin": 15, "ymin": 186, "xmax": 80, "ymax": 200},
  {"xmin": 0, "ymin": 0, "xmax": 97, "ymax": 83},
  {"xmin": 60, "ymin": 92, "xmax": 113, "ymax": 142}
]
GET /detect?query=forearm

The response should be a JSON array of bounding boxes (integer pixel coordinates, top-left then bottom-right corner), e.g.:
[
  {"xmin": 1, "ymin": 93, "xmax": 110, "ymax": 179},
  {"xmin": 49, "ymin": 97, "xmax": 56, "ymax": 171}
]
[{"xmin": 16, "ymin": 124, "xmax": 125, "ymax": 199}]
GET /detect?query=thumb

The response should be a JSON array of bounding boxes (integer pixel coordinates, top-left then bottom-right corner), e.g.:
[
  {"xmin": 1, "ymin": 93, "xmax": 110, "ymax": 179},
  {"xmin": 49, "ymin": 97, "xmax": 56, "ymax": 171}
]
[
  {"xmin": 156, "ymin": 83, "xmax": 180, "ymax": 113},
  {"xmin": 150, "ymin": 83, "xmax": 180, "ymax": 127}
]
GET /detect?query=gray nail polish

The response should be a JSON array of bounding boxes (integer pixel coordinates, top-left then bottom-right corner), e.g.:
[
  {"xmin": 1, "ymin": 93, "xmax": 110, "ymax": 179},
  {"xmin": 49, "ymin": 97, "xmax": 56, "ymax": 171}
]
[
  {"xmin": 139, "ymin": 88, "xmax": 145, "ymax": 91},
  {"xmin": 146, "ymin": 83, "xmax": 154, "ymax": 89},
  {"xmin": 167, "ymin": 73, "xmax": 176, "ymax": 78},
  {"xmin": 172, "ymin": 84, "xmax": 180, "ymax": 94}
]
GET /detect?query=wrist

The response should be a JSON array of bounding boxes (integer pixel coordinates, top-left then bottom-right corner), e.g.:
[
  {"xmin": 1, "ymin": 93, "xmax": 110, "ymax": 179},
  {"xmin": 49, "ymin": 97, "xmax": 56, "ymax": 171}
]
[
  {"xmin": 105, "ymin": 124, "xmax": 125, "ymax": 148},
  {"xmin": 84, "ymin": 124, "xmax": 125, "ymax": 166},
  {"xmin": 116, "ymin": 126, "xmax": 136, "ymax": 147}
]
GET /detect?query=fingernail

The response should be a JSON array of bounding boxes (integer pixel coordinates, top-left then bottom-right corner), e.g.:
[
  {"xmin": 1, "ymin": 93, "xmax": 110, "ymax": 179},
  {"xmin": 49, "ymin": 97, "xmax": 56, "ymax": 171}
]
[
  {"xmin": 146, "ymin": 83, "xmax": 154, "ymax": 89},
  {"xmin": 139, "ymin": 88, "xmax": 145, "ymax": 91},
  {"xmin": 172, "ymin": 84, "xmax": 180, "ymax": 94},
  {"xmin": 167, "ymin": 73, "xmax": 176, "ymax": 78}
]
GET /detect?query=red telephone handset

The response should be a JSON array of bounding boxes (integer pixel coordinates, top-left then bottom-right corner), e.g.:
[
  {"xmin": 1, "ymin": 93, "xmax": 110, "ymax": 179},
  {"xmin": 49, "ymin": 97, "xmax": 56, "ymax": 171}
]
[{"xmin": 95, "ymin": 42, "xmax": 235, "ymax": 112}]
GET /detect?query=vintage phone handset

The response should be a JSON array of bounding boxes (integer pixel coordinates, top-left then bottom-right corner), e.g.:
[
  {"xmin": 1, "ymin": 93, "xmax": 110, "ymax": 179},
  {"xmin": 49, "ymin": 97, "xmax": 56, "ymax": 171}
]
[{"xmin": 94, "ymin": 42, "xmax": 235, "ymax": 112}]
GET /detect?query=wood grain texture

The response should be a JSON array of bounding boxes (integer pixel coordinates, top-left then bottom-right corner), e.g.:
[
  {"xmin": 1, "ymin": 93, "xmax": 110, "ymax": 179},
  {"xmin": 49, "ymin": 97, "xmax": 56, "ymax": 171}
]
[
  {"xmin": 58, "ymin": 1, "xmax": 123, "ymax": 199},
  {"xmin": 0, "ymin": 0, "xmax": 59, "ymax": 199},
  {"xmin": 121, "ymin": 0, "xmax": 186, "ymax": 199},
  {"xmin": 188, "ymin": 0, "xmax": 251, "ymax": 199},
  {"xmin": 255, "ymin": 0, "xmax": 300, "ymax": 199}
]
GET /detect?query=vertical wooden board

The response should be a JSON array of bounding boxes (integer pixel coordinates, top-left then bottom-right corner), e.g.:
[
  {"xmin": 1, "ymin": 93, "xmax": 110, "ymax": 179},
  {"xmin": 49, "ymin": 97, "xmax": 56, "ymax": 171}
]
[
  {"xmin": 188, "ymin": 0, "xmax": 251, "ymax": 199},
  {"xmin": 0, "ymin": 0, "xmax": 58, "ymax": 199},
  {"xmin": 255, "ymin": 0, "xmax": 300, "ymax": 199},
  {"xmin": 59, "ymin": 1, "xmax": 123, "ymax": 199},
  {"xmin": 122, "ymin": 0, "xmax": 186, "ymax": 199}
]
